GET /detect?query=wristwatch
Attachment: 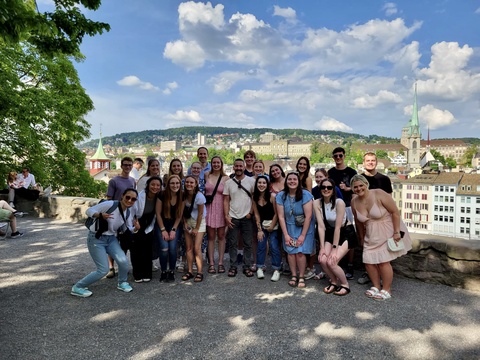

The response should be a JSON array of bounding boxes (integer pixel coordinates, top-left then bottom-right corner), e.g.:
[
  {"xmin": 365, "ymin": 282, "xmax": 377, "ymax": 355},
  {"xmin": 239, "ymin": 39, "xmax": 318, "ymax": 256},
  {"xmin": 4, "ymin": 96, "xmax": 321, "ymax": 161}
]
[
  {"xmin": 332, "ymin": 245, "xmax": 337, "ymax": 249},
  {"xmin": 171, "ymin": 227, "xmax": 176, "ymax": 231}
]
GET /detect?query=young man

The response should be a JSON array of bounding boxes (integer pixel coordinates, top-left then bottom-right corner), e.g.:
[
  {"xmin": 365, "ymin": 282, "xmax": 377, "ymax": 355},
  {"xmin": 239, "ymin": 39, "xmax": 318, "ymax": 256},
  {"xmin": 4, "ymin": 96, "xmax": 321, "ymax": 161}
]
[
  {"xmin": 105, "ymin": 157, "xmax": 136, "ymax": 278},
  {"xmin": 357, "ymin": 152, "xmax": 393, "ymax": 285},
  {"xmin": 107, "ymin": 157, "xmax": 136, "ymax": 201},
  {"xmin": 243, "ymin": 150, "xmax": 256, "ymax": 177},
  {"xmin": 223, "ymin": 159, "xmax": 256, "ymax": 277},
  {"xmin": 0, "ymin": 200, "xmax": 25, "ymax": 238},
  {"xmin": 328, "ymin": 147, "xmax": 357, "ymax": 279},
  {"xmin": 130, "ymin": 158, "xmax": 144, "ymax": 184},
  {"xmin": 188, "ymin": 147, "xmax": 211, "ymax": 191}
]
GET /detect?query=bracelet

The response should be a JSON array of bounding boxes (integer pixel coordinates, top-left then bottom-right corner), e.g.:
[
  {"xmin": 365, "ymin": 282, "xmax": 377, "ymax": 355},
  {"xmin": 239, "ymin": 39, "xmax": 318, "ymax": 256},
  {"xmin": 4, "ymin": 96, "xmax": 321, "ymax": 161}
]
[
  {"xmin": 393, "ymin": 232, "xmax": 400, "ymax": 235},
  {"xmin": 171, "ymin": 228, "xmax": 176, "ymax": 232},
  {"xmin": 160, "ymin": 227, "xmax": 166, "ymax": 231}
]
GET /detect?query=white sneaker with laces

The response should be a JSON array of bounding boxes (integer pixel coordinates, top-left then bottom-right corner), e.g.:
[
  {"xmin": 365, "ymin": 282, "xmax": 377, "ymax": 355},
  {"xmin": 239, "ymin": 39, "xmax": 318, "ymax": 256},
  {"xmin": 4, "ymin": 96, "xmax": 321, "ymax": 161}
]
[
  {"xmin": 271, "ymin": 270, "xmax": 281, "ymax": 282},
  {"xmin": 256, "ymin": 268, "xmax": 265, "ymax": 279}
]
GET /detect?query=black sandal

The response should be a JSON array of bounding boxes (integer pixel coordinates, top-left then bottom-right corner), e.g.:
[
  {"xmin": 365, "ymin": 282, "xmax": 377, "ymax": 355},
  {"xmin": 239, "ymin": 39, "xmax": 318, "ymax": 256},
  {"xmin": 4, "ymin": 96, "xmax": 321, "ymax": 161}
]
[
  {"xmin": 218, "ymin": 264, "xmax": 226, "ymax": 273},
  {"xmin": 323, "ymin": 283, "xmax": 337, "ymax": 294},
  {"xmin": 208, "ymin": 265, "xmax": 216, "ymax": 274},
  {"xmin": 333, "ymin": 285, "xmax": 351, "ymax": 296},
  {"xmin": 288, "ymin": 276, "xmax": 298, "ymax": 287},
  {"xmin": 181, "ymin": 272, "xmax": 194, "ymax": 281},
  {"xmin": 228, "ymin": 267, "xmax": 237, "ymax": 277},
  {"xmin": 243, "ymin": 268, "xmax": 254, "ymax": 277},
  {"xmin": 194, "ymin": 273, "xmax": 204, "ymax": 283},
  {"xmin": 297, "ymin": 277, "xmax": 306, "ymax": 289}
]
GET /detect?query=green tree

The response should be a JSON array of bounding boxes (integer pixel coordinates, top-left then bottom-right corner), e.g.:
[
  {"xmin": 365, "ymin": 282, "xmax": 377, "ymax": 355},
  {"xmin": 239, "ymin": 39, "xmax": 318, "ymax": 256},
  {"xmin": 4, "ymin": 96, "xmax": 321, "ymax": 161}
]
[
  {"xmin": 0, "ymin": 1, "xmax": 110, "ymax": 197},
  {"xmin": 376, "ymin": 150, "xmax": 389, "ymax": 159},
  {"xmin": 462, "ymin": 145, "xmax": 478, "ymax": 166},
  {"xmin": 445, "ymin": 157, "xmax": 457, "ymax": 169},
  {"xmin": 430, "ymin": 149, "xmax": 446, "ymax": 165}
]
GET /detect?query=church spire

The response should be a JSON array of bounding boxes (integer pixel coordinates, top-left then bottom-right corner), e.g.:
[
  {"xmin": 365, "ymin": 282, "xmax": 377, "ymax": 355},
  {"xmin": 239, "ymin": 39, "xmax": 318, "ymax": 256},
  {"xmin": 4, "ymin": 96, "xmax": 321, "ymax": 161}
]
[
  {"xmin": 90, "ymin": 131, "xmax": 109, "ymax": 160},
  {"xmin": 409, "ymin": 82, "xmax": 421, "ymax": 137}
]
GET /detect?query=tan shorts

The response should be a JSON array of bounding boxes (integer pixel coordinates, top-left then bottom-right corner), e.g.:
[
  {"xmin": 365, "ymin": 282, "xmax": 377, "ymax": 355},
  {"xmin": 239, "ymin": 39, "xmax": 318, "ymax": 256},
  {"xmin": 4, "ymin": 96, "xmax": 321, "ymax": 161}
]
[
  {"xmin": 0, "ymin": 208, "xmax": 12, "ymax": 222},
  {"xmin": 186, "ymin": 217, "xmax": 206, "ymax": 233}
]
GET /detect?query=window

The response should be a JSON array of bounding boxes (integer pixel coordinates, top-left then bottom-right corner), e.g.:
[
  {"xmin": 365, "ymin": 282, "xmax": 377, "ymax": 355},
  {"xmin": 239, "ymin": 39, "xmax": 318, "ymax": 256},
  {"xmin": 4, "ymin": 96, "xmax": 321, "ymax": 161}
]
[
  {"xmin": 422, "ymin": 194, "xmax": 427, "ymax": 200},
  {"xmin": 450, "ymin": 197, "xmax": 454, "ymax": 202},
  {"xmin": 440, "ymin": 186, "xmax": 444, "ymax": 192},
  {"xmin": 450, "ymin": 188, "xmax": 455, "ymax": 192},
  {"xmin": 407, "ymin": 193, "xmax": 412, "ymax": 199},
  {"xmin": 476, "ymin": 198, "xmax": 480, "ymax": 204},
  {"xmin": 434, "ymin": 205, "xmax": 439, "ymax": 211},
  {"xmin": 461, "ymin": 207, "xmax": 465, "ymax": 213},
  {"xmin": 435, "ymin": 186, "xmax": 439, "ymax": 191},
  {"xmin": 460, "ymin": 227, "xmax": 465, "ymax": 234},
  {"xmin": 466, "ymin": 208, "xmax": 471, "ymax": 214},
  {"xmin": 467, "ymin": 197, "xmax": 471, "ymax": 204},
  {"xmin": 476, "ymin": 208, "xmax": 480, "ymax": 215},
  {"xmin": 434, "ymin": 215, "xmax": 438, "ymax": 221},
  {"xmin": 414, "ymin": 194, "xmax": 419, "ymax": 200},
  {"xmin": 460, "ymin": 217, "xmax": 465, "ymax": 223},
  {"xmin": 450, "ymin": 216, "xmax": 454, "ymax": 223}
]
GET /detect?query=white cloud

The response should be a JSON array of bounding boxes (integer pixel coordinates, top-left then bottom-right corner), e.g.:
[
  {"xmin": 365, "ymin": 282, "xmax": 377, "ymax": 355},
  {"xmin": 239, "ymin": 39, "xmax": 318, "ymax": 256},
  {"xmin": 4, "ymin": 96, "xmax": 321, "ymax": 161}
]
[
  {"xmin": 416, "ymin": 104, "xmax": 457, "ymax": 130},
  {"xmin": 318, "ymin": 76, "xmax": 341, "ymax": 90},
  {"xmin": 162, "ymin": 82, "xmax": 179, "ymax": 95},
  {"xmin": 475, "ymin": 8, "xmax": 480, "ymax": 14},
  {"xmin": 417, "ymin": 42, "xmax": 480, "ymax": 100},
  {"xmin": 353, "ymin": 90, "xmax": 402, "ymax": 109},
  {"xmin": 163, "ymin": 40, "xmax": 206, "ymax": 70},
  {"xmin": 313, "ymin": 116, "xmax": 353, "ymax": 132},
  {"xmin": 273, "ymin": 6, "xmax": 297, "ymax": 21},
  {"xmin": 178, "ymin": 1, "xmax": 225, "ymax": 31},
  {"xmin": 383, "ymin": 3, "xmax": 398, "ymax": 17},
  {"xmin": 165, "ymin": 110, "xmax": 202, "ymax": 123},
  {"xmin": 117, "ymin": 76, "xmax": 159, "ymax": 91}
]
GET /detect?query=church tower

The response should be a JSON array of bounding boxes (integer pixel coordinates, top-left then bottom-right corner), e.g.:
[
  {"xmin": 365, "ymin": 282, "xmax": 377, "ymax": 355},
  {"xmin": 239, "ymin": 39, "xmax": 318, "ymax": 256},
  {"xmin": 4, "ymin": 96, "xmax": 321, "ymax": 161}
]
[
  {"xmin": 89, "ymin": 132, "xmax": 111, "ymax": 175},
  {"xmin": 401, "ymin": 83, "xmax": 422, "ymax": 168}
]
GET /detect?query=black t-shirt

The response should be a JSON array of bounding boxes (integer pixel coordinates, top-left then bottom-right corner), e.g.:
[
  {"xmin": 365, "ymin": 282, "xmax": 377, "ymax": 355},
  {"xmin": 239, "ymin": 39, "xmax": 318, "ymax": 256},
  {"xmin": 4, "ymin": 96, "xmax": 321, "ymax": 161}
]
[
  {"xmin": 363, "ymin": 172, "xmax": 393, "ymax": 194},
  {"xmin": 328, "ymin": 166, "xmax": 357, "ymax": 206}
]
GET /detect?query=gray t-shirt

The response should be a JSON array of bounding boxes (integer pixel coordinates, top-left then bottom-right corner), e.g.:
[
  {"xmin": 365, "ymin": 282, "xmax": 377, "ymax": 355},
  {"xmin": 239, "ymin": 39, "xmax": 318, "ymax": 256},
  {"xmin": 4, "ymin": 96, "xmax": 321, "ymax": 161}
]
[{"xmin": 106, "ymin": 176, "xmax": 136, "ymax": 200}]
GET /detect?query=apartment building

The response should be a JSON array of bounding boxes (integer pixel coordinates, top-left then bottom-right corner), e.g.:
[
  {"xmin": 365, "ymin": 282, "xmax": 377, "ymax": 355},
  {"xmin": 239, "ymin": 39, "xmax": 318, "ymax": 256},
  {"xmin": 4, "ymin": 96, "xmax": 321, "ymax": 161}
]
[
  {"xmin": 401, "ymin": 174, "xmax": 436, "ymax": 232},
  {"xmin": 456, "ymin": 174, "xmax": 480, "ymax": 239},
  {"xmin": 432, "ymin": 173, "xmax": 463, "ymax": 237}
]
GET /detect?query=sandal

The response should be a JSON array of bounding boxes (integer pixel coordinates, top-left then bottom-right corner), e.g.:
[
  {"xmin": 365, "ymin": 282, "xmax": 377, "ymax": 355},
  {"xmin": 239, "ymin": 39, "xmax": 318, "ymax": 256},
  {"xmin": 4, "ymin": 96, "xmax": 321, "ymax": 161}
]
[
  {"xmin": 365, "ymin": 287, "xmax": 380, "ymax": 298},
  {"xmin": 181, "ymin": 272, "xmax": 194, "ymax": 281},
  {"xmin": 323, "ymin": 283, "xmax": 337, "ymax": 294},
  {"xmin": 373, "ymin": 289, "xmax": 392, "ymax": 301},
  {"xmin": 217, "ymin": 264, "xmax": 226, "ymax": 273},
  {"xmin": 288, "ymin": 276, "xmax": 298, "ymax": 287},
  {"xmin": 194, "ymin": 273, "xmax": 204, "ymax": 283},
  {"xmin": 243, "ymin": 268, "xmax": 254, "ymax": 277},
  {"xmin": 208, "ymin": 265, "xmax": 216, "ymax": 274},
  {"xmin": 333, "ymin": 285, "xmax": 351, "ymax": 296},
  {"xmin": 297, "ymin": 277, "xmax": 306, "ymax": 289},
  {"xmin": 228, "ymin": 267, "xmax": 237, "ymax": 277}
]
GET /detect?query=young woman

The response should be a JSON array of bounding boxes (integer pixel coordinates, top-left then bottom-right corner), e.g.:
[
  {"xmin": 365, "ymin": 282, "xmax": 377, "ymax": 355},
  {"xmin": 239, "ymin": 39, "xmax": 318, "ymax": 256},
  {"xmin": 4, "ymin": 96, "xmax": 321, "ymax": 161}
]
[
  {"xmin": 131, "ymin": 176, "xmax": 162, "ymax": 283},
  {"xmin": 156, "ymin": 175, "xmax": 184, "ymax": 282},
  {"xmin": 350, "ymin": 174, "xmax": 412, "ymax": 301},
  {"xmin": 268, "ymin": 164, "xmax": 285, "ymax": 195},
  {"xmin": 168, "ymin": 159, "xmax": 184, "ymax": 183},
  {"xmin": 314, "ymin": 178, "xmax": 352, "ymax": 296},
  {"xmin": 253, "ymin": 176, "xmax": 281, "ymax": 281},
  {"xmin": 189, "ymin": 161, "xmax": 205, "ymax": 193},
  {"xmin": 296, "ymin": 156, "xmax": 312, "ymax": 192},
  {"xmin": 312, "ymin": 168, "xmax": 343, "ymax": 201},
  {"xmin": 182, "ymin": 175, "xmax": 207, "ymax": 283},
  {"xmin": 276, "ymin": 172, "xmax": 315, "ymax": 288},
  {"xmin": 71, "ymin": 188, "xmax": 140, "ymax": 297},
  {"xmin": 137, "ymin": 159, "xmax": 161, "ymax": 192},
  {"xmin": 253, "ymin": 160, "xmax": 269, "ymax": 179},
  {"xmin": 204, "ymin": 156, "xmax": 229, "ymax": 274}
]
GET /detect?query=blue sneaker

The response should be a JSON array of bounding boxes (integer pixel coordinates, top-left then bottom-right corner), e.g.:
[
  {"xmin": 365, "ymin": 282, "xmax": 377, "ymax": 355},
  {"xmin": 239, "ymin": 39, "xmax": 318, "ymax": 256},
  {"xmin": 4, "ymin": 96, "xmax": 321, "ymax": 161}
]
[
  {"xmin": 117, "ymin": 282, "xmax": 133, "ymax": 293},
  {"xmin": 71, "ymin": 285, "xmax": 92, "ymax": 298}
]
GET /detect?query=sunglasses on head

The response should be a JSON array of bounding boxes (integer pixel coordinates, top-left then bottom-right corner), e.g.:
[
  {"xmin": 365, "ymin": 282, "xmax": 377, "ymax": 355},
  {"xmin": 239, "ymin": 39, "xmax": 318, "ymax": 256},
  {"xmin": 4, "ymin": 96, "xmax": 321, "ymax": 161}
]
[
  {"xmin": 320, "ymin": 185, "xmax": 333, "ymax": 190},
  {"xmin": 333, "ymin": 154, "xmax": 344, "ymax": 159},
  {"xmin": 124, "ymin": 195, "xmax": 137, "ymax": 202}
]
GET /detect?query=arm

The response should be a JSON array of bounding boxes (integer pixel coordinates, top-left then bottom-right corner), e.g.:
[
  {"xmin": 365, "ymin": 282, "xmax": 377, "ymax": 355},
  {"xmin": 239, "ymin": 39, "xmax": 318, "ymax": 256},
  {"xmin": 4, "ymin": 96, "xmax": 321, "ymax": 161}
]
[
  {"xmin": 313, "ymin": 200, "xmax": 327, "ymax": 261},
  {"xmin": 276, "ymin": 200, "xmax": 291, "ymax": 246},
  {"xmin": 306, "ymin": 177, "xmax": 313, "ymax": 193},
  {"xmin": 328, "ymin": 199, "xmax": 346, "ymax": 264},
  {"xmin": 351, "ymin": 199, "xmax": 365, "ymax": 247},
  {"xmin": 155, "ymin": 196, "xmax": 168, "ymax": 240},
  {"xmin": 191, "ymin": 195, "xmax": 205, "ymax": 236},
  {"xmin": 269, "ymin": 194, "xmax": 278, "ymax": 231},
  {"xmin": 252, "ymin": 201, "xmax": 263, "ymax": 241},
  {"xmin": 223, "ymin": 194, "xmax": 233, "ymax": 228},
  {"xmin": 377, "ymin": 190, "xmax": 401, "ymax": 240},
  {"xmin": 296, "ymin": 198, "xmax": 313, "ymax": 247}
]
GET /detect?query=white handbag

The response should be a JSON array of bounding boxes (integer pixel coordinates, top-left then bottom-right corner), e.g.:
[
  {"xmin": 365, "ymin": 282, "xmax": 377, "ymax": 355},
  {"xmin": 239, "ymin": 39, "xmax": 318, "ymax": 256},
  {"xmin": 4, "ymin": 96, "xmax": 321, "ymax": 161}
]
[
  {"xmin": 262, "ymin": 220, "xmax": 278, "ymax": 230},
  {"xmin": 387, "ymin": 237, "xmax": 405, "ymax": 252}
]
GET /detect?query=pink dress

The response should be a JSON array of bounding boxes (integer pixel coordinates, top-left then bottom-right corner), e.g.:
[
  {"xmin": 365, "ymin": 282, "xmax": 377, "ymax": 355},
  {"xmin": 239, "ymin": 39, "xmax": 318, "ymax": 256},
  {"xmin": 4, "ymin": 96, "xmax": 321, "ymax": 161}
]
[
  {"xmin": 356, "ymin": 202, "xmax": 412, "ymax": 264},
  {"xmin": 205, "ymin": 179, "xmax": 225, "ymax": 228}
]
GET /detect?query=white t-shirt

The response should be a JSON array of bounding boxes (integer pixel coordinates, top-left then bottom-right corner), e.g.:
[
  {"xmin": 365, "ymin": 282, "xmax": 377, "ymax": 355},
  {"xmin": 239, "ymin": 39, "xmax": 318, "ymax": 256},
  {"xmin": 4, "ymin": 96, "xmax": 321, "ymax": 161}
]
[
  {"xmin": 223, "ymin": 176, "xmax": 255, "ymax": 219},
  {"xmin": 185, "ymin": 193, "xmax": 207, "ymax": 220}
]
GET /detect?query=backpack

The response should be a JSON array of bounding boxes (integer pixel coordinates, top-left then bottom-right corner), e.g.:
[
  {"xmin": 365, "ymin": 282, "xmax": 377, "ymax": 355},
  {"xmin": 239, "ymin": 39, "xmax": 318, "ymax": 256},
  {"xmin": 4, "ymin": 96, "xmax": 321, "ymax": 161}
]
[{"xmin": 85, "ymin": 200, "xmax": 119, "ymax": 230}]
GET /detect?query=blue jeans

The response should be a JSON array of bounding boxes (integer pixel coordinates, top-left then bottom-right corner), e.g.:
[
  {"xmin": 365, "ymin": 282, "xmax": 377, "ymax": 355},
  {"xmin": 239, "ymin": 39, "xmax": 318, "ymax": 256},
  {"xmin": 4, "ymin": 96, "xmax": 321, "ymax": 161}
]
[
  {"xmin": 159, "ymin": 228, "xmax": 181, "ymax": 271},
  {"xmin": 256, "ymin": 229, "xmax": 281, "ymax": 270},
  {"xmin": 76, "ymin": 232, "xmax": 129, "ymax": 288}
]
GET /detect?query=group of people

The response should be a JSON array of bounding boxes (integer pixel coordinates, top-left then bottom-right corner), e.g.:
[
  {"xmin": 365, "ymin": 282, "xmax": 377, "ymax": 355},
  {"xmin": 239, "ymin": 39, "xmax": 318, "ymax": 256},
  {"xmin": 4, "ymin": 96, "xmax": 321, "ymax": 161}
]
[
  {"xmin": 72, "ymin": 148, "xmax": 412, "ymax": 302},
  {"xmin": 0, "ymin": 167, "xmax": 41, "ymax": 238}
]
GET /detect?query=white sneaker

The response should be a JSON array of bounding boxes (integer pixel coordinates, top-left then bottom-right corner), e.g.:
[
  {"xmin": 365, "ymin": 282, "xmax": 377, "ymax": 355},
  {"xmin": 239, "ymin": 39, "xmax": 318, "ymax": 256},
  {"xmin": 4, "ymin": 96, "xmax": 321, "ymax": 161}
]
[
  {"xmin": 256, "ymin": 268, "xmax": 265, "ymax": 279},
  {"xmin": 271, "ymin": 270, "xmax": 281, "ymax": 282},
  {"xmin": 152, "ymin": 262, "xmax": 159, "ymax": 272},
  {"xmin": 9, "ymin": 202, "xmax": 15, "ymax": 209},
  {"xmin": 305, "ymin": 269, "xmax": 316, "ymax": 280},
  {"xmin": 43, "ymin": 186, "xmax": 52, "ymax": 196}
]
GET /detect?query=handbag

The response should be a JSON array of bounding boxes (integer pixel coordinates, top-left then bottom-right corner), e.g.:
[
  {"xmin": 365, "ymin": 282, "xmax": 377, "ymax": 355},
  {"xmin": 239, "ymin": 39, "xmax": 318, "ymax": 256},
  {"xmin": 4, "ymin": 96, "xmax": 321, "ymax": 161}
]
[
  {"xmin": 387, "ymin": 237, "xmax": 405, "ymax": 252},
  {"xmin": 117, "ymin": 206, "xmax": 133, "ymax": 251},
  {"xmin": 262, "ymin": 220, "xmax": 278, "ymax": 230},
  {"xmin": 205, "ymin": 175, "xmax": 222, "ymax": 205},
  {"xmin": 294, "ymin": 214, "xmax": 305, "ymax": 227}
]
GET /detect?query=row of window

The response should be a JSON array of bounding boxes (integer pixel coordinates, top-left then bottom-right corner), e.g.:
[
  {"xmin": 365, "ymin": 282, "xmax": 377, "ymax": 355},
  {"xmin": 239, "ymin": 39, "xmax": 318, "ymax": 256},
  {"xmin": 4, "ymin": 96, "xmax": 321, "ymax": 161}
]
[
  {"xmin": 434, "ymin": 196, "xmax": 455, "ymax": 202},
  {"xmin": 434, "ymin": 215, "xmax": 454, "ymax": 223},
  {"xmin": 406, "ymin": 185, "xmax": 429, "ymax": 191},
  {"xmin": 406, "ymin": 193, "xmax": 428, "ymax": 200},
  {"xmin": 434, "ymin": 205, "xmax": 454, "ymax": 212},
  {"xmin": 404, "ymin": 203, "xmax": 429, "ymax": 211},
  {"xmin": 434, "ymin": 186, "xmax": 455, "ymax": 192}
]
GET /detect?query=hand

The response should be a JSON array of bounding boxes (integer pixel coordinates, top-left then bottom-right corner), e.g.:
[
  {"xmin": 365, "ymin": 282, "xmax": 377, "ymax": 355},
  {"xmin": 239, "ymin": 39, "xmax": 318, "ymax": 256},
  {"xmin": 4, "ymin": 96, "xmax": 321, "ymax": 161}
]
[
  {"xmin": 168, "ymin": 230, "xmax": 176, "ymax": 241},
  {"xmin": 267, "ymin": 226, "xmax": 274, "ymax": 233},
  {"xmin": 102, "ymin": 213, "xmax": 114, "ymax": 220},
  {"xmin": 225, "ymin": 216, "xmax": 234, "ymax": 229},
  {"xmin": 133, "ymin": 218, "xmax": 141, "ymax": 231},
  {"xmin": 318, "ymin": 249, "xmax": 326, "ymax": 263},
  {"xmin": 192, "ymin": 228, "xmax": 198, "ymax": 236},
  {"xmin": 257, "ymin": 230, "xmax": 264, "ymax": 241},
  {"xmin": 328, "ymin": 250, "xmax": 338, "ymax": 265},
  {"xmin": 296, "ymin": 234, "xmax": 305, "ymax": 247},
  {"xmin": 162, "ymin": 230, "xmax": 168, "ymax": 240}
]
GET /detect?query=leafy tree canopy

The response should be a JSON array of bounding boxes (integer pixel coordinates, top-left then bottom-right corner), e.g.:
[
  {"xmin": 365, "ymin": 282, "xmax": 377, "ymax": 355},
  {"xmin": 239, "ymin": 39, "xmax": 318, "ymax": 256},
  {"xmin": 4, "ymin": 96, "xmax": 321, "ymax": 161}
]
[{"xmin": 0, "ymin": 0, "xmax": 110, "ymax": 197}]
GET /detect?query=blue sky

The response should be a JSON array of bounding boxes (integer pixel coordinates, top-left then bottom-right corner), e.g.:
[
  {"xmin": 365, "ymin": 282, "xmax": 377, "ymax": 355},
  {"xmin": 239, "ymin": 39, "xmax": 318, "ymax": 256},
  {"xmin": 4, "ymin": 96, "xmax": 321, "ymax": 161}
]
[{"xmin": 38, "ymin": 1, "xmax": 480, "ymax": 140}]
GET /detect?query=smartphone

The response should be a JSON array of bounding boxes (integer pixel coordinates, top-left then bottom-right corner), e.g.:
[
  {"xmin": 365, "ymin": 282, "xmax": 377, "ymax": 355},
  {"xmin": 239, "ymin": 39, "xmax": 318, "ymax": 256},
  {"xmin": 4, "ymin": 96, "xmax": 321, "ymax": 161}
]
[{"xmin": 400, "ymin": 231, "xmax": 405, "ymax": 238}]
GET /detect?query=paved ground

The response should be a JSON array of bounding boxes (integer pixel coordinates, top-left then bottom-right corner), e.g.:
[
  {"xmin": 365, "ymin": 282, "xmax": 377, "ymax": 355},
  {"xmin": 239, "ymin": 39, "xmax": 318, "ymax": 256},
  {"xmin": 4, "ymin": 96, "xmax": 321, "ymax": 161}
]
[{"xmin": 1, "ymin": 217, "xmax": 479, "ymax": 360}]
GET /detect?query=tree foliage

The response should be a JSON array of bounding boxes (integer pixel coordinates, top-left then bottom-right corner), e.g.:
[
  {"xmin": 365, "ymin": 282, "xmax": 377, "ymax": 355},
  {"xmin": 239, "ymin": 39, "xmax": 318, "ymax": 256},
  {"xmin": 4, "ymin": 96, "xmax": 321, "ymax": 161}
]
[{"xmin": 0, "ymin": 0, "xmax": 110, "ymax": 197}]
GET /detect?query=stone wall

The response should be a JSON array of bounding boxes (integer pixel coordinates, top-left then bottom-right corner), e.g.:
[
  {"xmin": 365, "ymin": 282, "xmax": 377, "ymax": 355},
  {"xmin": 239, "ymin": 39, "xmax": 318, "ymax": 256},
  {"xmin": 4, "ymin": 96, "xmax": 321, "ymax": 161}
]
[{"xmin": 3, "ymin": 195, "xmax": 480, "ymax": 292}]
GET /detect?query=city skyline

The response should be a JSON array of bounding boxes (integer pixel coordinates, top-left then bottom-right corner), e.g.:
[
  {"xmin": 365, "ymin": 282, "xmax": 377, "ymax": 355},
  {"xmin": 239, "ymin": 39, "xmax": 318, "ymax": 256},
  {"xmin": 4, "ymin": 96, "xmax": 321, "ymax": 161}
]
[{"xmin": 38, "ymin": 1, "xmax": 480, "ymax": 140}]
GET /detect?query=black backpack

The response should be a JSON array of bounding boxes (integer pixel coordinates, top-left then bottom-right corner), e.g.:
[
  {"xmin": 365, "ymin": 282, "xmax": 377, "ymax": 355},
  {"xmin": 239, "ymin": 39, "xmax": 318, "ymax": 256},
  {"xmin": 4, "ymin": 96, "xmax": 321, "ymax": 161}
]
[{"xmin": 85, "ymin": 200, "xmax": 119, "ymax": 230}]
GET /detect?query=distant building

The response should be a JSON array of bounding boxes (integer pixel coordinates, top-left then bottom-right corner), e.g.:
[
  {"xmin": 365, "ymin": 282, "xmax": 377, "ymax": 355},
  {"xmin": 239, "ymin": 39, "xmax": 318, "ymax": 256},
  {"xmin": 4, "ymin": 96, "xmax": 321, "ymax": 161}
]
[
  {"xmin": 247, "ymin": 138, "xmax": 311, "ymax": 158},
  {"xmin": 89, "ymin": 134, "xmax": 111, "ymax": 180},
  {"xmin": 197, "ymin": 133, "xmax": 205, "ymax": 146},
  {"xmin": 401, "ymin": 84, "xmax": 422, "ymax": 168},
  {"xmin": 160, "ymin": 140, "xmax": 181, "ymax": 152},
  {"xmin": 260, "ymin": 132, "xmax": 278, "ymax": 143}
]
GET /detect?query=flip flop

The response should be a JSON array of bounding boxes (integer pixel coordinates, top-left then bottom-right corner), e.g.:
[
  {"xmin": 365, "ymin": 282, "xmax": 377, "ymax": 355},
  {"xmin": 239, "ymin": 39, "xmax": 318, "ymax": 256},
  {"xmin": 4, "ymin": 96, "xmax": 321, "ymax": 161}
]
[{"xmin": 333, "ymin": 285, "xmax": 351, "ymax": 296}]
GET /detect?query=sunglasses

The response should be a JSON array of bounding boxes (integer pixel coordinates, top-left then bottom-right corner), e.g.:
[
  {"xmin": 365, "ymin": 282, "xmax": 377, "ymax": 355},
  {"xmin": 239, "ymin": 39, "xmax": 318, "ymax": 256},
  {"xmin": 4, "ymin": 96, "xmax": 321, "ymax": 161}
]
[
  {"xmin": 122, "ymin": 163, "xmax": 133, "ymax": 167},
  {"xmin": 320, "ymin": 185, "xmax": 333, "ymax": 191},
  {"xmin": 333, "ymin": 154, "xmax": 344, "ymax": 159},
  {"xmin": 124, "ymin": 195, "xmax": 137, "ymax": 202}
]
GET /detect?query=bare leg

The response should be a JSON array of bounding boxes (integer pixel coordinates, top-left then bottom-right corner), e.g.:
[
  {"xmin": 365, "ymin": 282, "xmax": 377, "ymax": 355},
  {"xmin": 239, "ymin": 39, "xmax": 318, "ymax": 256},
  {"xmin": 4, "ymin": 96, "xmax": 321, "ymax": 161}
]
[
  {"xmin": 217, "ymin": 227, "xmax": 226, "ymax": 266},
  {"xmin": 296, "ymin": 253, "xmax": 306, "ymax": 278},
  {"xmin": 377, "ymin": 262, "xmax": 394, "ymax": 293},
  {"xmin": 206, "ymin": 226, "xmax": 216, "ymax": 266},
  {"xmin": 365, "ymin": 263, "xmax": 381, "ymax": 290},
  {"xmin": 194, "ymin": 232, "xmax": 205, "ymax": 274},
  {"xmin": 184, "ymin": 233, "xmax": 194, "ymax": 273}
]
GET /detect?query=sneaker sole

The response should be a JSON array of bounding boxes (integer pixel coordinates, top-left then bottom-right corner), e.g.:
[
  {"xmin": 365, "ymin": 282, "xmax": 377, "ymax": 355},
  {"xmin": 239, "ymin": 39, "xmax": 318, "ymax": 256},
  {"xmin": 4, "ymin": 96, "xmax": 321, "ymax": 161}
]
[
  {"xmin": 70, "ymin": 291, "xmax": 92, "ymax": 298},
  {"xmin": 117, "ymin": 286, "xmax": 133, "ymax": 293}
]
